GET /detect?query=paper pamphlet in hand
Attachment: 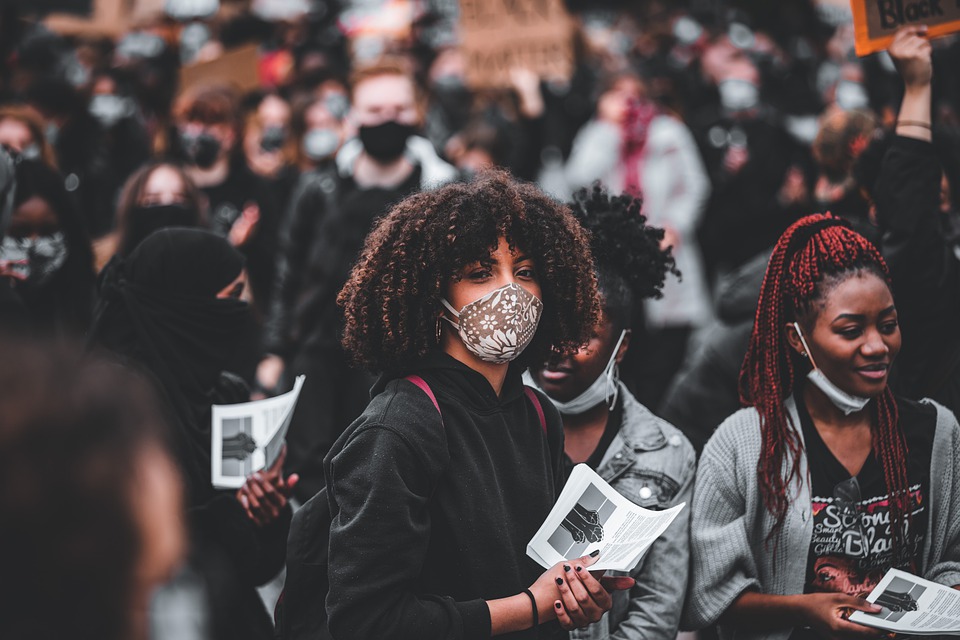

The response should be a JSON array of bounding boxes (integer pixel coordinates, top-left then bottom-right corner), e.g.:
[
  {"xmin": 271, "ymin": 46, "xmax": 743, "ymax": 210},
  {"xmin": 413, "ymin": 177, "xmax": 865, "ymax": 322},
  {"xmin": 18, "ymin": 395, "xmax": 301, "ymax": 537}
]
[
  {"xmin": 850, "ymin": 568, "xmax": 960, "ymax": 635},
  {"xmin": 210, "ymin": 376, "xmax": 305, "ymax": 489},
  {"xmin": 526, "ymin": 464, "xmax": 685, "ymax": 573}
]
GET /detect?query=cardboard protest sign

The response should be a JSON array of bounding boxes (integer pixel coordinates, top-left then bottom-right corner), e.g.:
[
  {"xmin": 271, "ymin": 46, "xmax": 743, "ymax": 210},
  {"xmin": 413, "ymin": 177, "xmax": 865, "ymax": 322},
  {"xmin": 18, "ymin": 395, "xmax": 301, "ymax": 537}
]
[
  {"xmin": 460, "ymin": 0, "xmax": 574, "ymax": 89},
  {"xmin": 851, "ymin": 0, "xmax": 960, "ymax": 56},
  {"xmin": 45, "ymin": 0, "xmax": 129, "ymax": 38},
  {"xmin": 45, "ymin": 0, "xmax": 168, "ymax": 38},
  {"xmin": 178, "ymin": 44, "xmax": 261, "ymax": 96}
]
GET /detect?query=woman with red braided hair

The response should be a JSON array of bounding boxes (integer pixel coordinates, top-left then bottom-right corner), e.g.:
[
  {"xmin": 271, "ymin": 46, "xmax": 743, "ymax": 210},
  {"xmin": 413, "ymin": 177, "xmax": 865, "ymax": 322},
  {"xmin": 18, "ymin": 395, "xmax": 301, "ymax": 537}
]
[{"xmin": 683, "ymin": 213, "xmax": 960, "ymax": 640}]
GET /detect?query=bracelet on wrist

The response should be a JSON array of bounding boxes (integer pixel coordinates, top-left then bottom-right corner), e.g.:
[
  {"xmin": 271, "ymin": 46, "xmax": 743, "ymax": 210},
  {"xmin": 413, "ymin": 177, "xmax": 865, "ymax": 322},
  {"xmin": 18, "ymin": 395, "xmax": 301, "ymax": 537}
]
[
  {"xmin": 522, "ymin": 588, "xmax": 538, "ymax": 630},
  {"xmin": 897, "ymin": 120, "xmax": 932, "ymax": 129}
]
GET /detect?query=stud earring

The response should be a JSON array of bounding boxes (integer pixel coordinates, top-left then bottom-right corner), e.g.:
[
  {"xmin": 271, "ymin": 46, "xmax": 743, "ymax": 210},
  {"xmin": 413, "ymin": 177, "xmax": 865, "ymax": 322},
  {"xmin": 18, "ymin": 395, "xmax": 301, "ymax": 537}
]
[{"xmin": 800, "ymin": 351, "xmax": 808, "ymax": 358}]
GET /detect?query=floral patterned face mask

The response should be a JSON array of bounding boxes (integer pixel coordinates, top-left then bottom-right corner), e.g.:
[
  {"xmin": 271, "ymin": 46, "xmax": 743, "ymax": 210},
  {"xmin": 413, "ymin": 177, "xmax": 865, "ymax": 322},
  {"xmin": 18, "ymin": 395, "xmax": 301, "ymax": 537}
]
[{"xmin": 442, "ymin": 282, "xmax": 543, "ymax": 364}]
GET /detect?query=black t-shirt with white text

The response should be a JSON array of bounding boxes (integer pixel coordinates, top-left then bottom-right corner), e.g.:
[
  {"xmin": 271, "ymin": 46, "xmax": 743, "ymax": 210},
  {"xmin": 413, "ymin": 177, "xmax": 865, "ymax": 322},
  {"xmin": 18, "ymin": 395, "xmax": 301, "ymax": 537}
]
[{"xmin": 799, "ymin": 395, "xmax": 935, "ymax": 600}]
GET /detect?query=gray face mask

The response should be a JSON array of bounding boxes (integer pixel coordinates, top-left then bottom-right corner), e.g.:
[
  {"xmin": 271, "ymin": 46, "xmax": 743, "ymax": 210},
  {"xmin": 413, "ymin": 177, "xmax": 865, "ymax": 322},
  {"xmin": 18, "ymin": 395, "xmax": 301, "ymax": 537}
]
[
  {"xmin": 0, "ymin": 233, "xmax": 69, "ymax": 286},
  {"xmin": 89, "ymin": 94, "xmax": 134, "ymax": 129},
  {"xmin": 793, "ymin": 322, "xmax": 870, "ymax": 415},
  {"xmin": 303, "ymin": 128, "xmax": 340, "ymax": 161}
]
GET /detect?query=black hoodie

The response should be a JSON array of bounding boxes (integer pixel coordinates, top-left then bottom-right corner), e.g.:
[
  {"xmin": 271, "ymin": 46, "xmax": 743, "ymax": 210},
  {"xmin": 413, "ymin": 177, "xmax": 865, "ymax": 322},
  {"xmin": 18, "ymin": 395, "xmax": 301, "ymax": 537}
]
[{"xmin": 324, "ymin": 350, "xmax": 567, "ymax": 640}]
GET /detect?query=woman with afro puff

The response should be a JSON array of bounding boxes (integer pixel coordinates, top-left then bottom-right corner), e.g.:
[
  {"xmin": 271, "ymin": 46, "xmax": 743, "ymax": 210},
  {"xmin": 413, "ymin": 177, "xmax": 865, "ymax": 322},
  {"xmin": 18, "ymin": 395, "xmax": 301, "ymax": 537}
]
[
  {"xmin": 527, "ymin": 185, "xmax": 695, "ymax": 640},
  {"xmin": 324, "ymin": 170, "xmax": 635, "ymax": 639}
]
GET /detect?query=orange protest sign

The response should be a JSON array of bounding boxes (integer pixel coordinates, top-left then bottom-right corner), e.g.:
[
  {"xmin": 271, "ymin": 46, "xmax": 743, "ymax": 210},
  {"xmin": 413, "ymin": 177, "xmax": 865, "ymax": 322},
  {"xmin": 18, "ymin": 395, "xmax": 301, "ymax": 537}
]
[
  {"xmin": 460, "ymin": 0, "xmax": 574, "ymax": 89},
  {"xmin": 852, "ymin": 0, "xmax": 960, "ymax": 56}
]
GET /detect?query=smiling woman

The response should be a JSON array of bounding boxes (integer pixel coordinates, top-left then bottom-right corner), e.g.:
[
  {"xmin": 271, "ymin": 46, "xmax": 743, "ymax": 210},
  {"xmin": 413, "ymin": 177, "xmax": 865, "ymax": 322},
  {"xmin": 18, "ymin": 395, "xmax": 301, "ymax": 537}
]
[{"xmin": 683, "ymin": 213, "xmax": 960, "ymax": 640}]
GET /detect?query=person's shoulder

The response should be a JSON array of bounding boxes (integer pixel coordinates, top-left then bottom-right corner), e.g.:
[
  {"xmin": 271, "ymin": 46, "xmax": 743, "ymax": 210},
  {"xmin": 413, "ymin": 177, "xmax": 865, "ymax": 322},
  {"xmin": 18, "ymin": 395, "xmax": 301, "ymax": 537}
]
[
  {"xmin": 913, "ymin": 396, "xmax": 960, "ymax": 438},
  {"xmin": 334, "ymin": 377, "xmax": 449, "ymax": 468},
  {"xmin": 702, "ymin": 405, "xmax": 763, "ymax": 461},
  {"xmin": 520, "ymin": 384, "xmax": 564, "ymax": 439},
  {"xmin": 355, "ymin": 376, "xmax": 448, "ymax": 442},
  {"xmin": 898, "ymin": 395, "xmax": 940, "ymax": 421},
  {"xmin": 621, "ymin": 389, "xmax": 696, "ymax": 463}
]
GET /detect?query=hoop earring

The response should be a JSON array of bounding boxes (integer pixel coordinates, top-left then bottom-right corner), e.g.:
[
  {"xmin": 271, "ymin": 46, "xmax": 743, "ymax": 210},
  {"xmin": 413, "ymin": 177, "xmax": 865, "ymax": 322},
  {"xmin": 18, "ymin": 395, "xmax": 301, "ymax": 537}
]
[{"xmin": 436, "ymin": 317, "xmax": 443, "ymax": 343}]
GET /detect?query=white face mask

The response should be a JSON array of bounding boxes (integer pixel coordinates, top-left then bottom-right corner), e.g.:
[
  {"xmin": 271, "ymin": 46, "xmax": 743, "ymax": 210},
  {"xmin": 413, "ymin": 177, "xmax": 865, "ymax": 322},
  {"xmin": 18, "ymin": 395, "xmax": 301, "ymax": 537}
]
[
  {"xmin": 718, "ymin": 79, "xmax": 760, "ymax": 112},
  {"xmin": 835, "ymin": 80, "xmax": 869, "ymax": 111},
  {"xmin": 442, "ymin": 282, "xmax": 543, "ymax": 364},
  {"xmin": 793, "ymin": 322, "xmax": 870, "ymax": 415},
  {"xmin": 525, "ymin": 330, "xmax": 627, "ymax": 415}
]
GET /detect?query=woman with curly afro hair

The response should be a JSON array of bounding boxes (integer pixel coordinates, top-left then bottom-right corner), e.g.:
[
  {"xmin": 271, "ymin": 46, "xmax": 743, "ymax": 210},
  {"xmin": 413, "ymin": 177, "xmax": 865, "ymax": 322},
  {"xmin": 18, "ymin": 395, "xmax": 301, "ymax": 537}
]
[
  {"xmin": 527, "ymin": 184, "xmax": 695, "ymax": 640},
  {"xmin": 322, "ymin": 171, "xmax": 635, "ymax": 639}
]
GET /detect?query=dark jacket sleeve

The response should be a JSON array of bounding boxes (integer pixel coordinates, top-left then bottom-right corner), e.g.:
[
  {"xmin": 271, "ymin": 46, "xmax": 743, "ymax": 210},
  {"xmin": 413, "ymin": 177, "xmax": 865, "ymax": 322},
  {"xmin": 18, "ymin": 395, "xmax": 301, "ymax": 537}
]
[
  {"xmin": 877, "ymin": 136, "xmax": 945, "ymax": 280},
  {"xmin": 190, "ymin": 494, "xmax": 292, "ymax": 586},
  {"xmin": 262, "ymin": 174, "xmax": 330, "ymax": 357},
  {"xmin": 876, "ymin": 136, "xmax": 960, "ymax": 397},
  {"xmin": 325, "ymin": 387, "xmax": 491, "ymax": 640}
]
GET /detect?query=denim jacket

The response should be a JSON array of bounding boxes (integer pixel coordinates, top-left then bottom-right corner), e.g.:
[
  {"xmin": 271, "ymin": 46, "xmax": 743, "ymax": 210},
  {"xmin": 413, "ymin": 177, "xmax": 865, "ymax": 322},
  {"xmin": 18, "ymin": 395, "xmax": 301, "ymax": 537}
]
[{"xmin": 570, "ymin": 384, "xmax": 696, "ymax": 640}]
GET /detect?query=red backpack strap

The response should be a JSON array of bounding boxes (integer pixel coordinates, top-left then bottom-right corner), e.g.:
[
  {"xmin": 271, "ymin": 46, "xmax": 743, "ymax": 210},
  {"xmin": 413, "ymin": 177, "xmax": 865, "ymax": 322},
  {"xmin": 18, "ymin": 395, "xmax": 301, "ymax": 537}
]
[
  {"xmin": 406, "ymin": 375, "xmax": 544, "ymax": 435},
  {"xmin": 523, "ymin": 387, "xmax": 547, "ymax": 434},
  {"xmin": 404, "ymin": 375, "xmax": 442, "ymax": 422}
]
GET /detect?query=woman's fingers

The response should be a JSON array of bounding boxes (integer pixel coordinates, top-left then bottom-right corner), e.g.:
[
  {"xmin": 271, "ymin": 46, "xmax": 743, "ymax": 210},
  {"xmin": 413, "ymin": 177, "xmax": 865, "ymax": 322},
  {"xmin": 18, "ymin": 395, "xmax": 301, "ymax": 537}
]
[
  {"xmin": 256, "ymin": 475, "xmax": 286, "ymax": 511},
  {"xmin": 554, "ymin": 600, "xmax": 575, "ymax": 630},
  {"xmin": 285, "ymin": 473, "xmax": 300, "ymax": 494},
  {"xmin": 555, "ymin": 568, "xmax": 590, "ymax": 626},
  {"xmin": 835, "ymin": 619, "xmax": 887, "ymax": 639},
  {"xmin": 558, "ymin": 563, "xmax": 606, "ymax": 622},
  {"xmin": 238, "ymin": 489, "xmax": 263, "ymax": 525},
  {"xmin": 244, "ymin": 483, "xmax": 263, "ymax": 512},
  {"xmin": 570, "ymin": 561, "xmax": 613, "ymax": 611},
  {"xmin": 267, "ymin": 445, "xmax": 287, "ymax": 475},
  {"xmin": 837, "ymin": 595, "xmax": 882, "ymax": 615}
]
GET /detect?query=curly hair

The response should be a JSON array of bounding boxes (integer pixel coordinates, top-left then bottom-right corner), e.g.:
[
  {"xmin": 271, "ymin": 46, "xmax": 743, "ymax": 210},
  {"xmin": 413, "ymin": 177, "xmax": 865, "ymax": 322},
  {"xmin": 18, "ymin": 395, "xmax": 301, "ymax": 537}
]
[
  {"xmin": 740, "ymin": 213, "xmax": 909, "ymax": 554},
  {"xmin": 567, "ymin": 184, "xmax": 679, "ymax": 330},
  {"xmin": 338, "ymin": 170, "xmax": 601, "ymax": 373}
]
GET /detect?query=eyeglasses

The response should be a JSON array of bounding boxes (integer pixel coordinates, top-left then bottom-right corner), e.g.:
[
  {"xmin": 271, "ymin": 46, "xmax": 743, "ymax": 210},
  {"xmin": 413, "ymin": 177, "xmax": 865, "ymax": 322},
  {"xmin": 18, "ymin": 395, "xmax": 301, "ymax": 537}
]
[{"xmin": 832, "ymin": 476, "xmax": 869, "ymax": 560}]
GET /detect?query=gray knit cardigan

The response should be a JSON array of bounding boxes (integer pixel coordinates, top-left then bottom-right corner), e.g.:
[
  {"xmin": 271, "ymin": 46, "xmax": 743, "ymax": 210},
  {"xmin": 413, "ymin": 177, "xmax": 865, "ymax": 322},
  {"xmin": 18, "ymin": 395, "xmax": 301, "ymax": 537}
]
[{"xmin": 682, "ymin": 396, "xmax": 960, "ymax": 640}]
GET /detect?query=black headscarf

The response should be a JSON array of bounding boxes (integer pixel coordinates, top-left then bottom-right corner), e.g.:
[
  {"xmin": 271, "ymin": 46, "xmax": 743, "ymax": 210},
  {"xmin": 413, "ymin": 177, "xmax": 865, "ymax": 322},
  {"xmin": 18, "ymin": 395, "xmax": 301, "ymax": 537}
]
[{"xmin": 92, "ymin": 228, "xmax": 248, "ymax": 499}]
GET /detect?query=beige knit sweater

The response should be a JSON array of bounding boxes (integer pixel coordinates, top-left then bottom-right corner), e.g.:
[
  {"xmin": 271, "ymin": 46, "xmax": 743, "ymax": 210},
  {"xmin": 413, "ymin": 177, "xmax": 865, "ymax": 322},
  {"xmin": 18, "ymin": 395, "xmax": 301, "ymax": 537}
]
[{"xmin": 682, "ymin": 396, "xmax": 960, "ymax": 640}]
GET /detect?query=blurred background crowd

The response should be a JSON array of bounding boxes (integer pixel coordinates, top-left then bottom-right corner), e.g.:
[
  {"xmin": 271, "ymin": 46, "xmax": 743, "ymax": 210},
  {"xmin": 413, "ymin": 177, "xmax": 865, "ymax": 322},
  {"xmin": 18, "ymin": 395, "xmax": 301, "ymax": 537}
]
[{"xmin": 0, "ymin": 0, "xmax": 959, "ymax": 637}]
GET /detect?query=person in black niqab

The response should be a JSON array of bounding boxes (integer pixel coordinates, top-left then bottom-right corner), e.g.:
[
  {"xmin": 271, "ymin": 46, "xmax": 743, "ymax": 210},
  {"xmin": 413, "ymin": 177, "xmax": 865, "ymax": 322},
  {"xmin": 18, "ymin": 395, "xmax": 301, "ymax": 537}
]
[
  {"xmin": 91, "ymin": 228, "xmax": 293, "ymax": 640},
  {"xmin": 94, "ymin": 228, "xmax": 248, "ymax": 497}
]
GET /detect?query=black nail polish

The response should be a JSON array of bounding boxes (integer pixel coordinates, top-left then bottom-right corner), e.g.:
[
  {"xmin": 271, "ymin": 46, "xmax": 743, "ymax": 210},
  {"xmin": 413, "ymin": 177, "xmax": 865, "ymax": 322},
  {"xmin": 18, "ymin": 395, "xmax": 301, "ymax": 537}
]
[
  {"xmin": 589, "ymin": 549, "xmax": 600, "ymax": 557},
  {"xmin": 555, "ymin": 602, "xmax": 562, "ymax": 609},
  {"xmin": 555, "ymin": 577, "xmax": 563, "ymax": 585},
  {"xmin": 563, "ymin": 564, "xmax": 571, "ymax": 572},
  {"xmin": 575, "ymin": 566, "xmax": 582, "ymax": 572}
]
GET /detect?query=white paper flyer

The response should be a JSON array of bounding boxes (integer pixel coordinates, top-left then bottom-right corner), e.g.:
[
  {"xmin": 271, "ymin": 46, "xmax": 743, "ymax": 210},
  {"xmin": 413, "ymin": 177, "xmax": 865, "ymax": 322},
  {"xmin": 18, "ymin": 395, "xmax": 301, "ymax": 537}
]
[
  {"xmin": 849, "ymin": 568, "xmax": 960, "ymax": 635},
  {"xmin": 526, "ymin": 463, "xmax": 684, "ymax": 573},
  {"xmin": 210, "ymin": 375, "xmax": 305, "ymax": 489}
]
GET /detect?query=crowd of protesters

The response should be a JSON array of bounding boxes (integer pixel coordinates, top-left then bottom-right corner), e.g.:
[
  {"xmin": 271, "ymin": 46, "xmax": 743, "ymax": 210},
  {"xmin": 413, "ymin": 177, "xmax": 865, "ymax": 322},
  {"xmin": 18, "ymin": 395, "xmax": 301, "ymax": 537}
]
[{"xmin": 2, "ymin": 0, "xmax": 960, "ymax": 639}]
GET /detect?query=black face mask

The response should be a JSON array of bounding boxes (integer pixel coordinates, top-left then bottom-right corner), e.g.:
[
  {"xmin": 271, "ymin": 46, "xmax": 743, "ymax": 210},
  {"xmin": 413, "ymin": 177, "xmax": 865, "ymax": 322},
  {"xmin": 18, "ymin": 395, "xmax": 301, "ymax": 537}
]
[
  {"xmin": 180, "ymin": 131, "xmax": 222, "ymax": 169},
  {"xmin": 358, "ymin": 120, "xmax": 415, "ymax": 163},
  {"xmin": 123, "ymin": 203, "xmax": 198, "ymax": 255}
]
